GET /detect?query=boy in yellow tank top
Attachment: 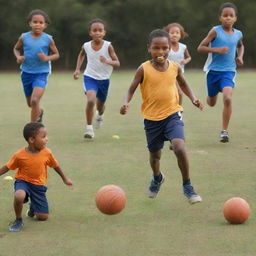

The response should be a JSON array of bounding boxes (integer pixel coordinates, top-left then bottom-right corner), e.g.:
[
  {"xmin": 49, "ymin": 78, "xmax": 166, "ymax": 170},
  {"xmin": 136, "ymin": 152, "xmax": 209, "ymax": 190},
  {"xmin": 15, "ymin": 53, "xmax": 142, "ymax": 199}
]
[{"xmin": 120, "ymin": 29, "xmax": 203, "ymax": 204}]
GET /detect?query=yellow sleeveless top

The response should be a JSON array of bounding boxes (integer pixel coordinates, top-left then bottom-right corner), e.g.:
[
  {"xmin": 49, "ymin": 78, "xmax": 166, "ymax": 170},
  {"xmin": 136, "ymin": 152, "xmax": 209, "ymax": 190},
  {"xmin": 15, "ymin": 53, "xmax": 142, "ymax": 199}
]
[{"xmin": 140, "ymin": 60, "xmax": 183, "ymax": 121}]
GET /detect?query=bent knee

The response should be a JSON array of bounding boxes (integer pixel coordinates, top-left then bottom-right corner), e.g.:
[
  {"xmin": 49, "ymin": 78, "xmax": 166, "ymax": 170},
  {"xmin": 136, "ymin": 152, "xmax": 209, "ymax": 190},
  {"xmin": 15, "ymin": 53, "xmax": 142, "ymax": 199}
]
[{"xmin": 36, "ymin": 213, "xmax": 49, "ymax": 221}]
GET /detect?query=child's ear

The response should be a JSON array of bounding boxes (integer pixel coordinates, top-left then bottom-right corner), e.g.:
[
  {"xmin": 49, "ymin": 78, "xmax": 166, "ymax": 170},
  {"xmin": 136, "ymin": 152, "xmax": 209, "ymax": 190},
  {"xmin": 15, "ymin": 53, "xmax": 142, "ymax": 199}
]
[{"xmin": 28, "ymin": 137, "xmax": 34, "ymax": 144}]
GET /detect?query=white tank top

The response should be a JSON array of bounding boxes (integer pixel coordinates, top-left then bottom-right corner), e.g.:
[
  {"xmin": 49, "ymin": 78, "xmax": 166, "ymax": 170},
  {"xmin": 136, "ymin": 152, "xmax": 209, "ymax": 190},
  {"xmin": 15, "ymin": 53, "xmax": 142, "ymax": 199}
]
[
  {"xmin": 83, "ymin": 40, "xmax": 113, "ymax": 80},
  {"xmin": 168, "ymin": 42, "xmax": 187, "ymax": 73}
]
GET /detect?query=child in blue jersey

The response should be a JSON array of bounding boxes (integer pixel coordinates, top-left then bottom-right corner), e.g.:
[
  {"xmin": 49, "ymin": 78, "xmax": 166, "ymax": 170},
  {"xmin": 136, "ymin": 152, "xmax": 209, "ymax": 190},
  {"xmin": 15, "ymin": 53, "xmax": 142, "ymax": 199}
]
[
  {"xmin": 13, "ymin": 9, "xmax": 60, "ymax": 122},
  {"xmin": 73, "ymin": 19, "xmax": 120, "ymax": 139},
  {"xmin": 197, "ymin": 2, "xmax": 244, "ymax": 143}
]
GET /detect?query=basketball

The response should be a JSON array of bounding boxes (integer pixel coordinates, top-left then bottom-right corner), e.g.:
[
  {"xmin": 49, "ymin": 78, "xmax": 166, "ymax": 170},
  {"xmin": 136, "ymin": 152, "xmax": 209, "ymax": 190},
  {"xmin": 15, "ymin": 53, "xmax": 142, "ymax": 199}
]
[
  {"xmin": 95, "ymin": 185, "xmax": 126, "ymax": 215},
  {"xmin": 223, "ymin": 197, "xmax": 250, "ymax": 224}
]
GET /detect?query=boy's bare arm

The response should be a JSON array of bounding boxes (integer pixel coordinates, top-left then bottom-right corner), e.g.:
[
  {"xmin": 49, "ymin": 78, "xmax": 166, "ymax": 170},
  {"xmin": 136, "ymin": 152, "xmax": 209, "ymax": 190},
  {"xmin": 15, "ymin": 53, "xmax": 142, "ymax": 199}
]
[
  {"xmin": 38, "ymin": 39, "xmax": 60, "ymax": 62},
  {"xmin": 0, "ymin": 165, "xmax": 9, "ymax": 176},
  {"xmin": 13, "ymin": 36, "xmax": 25, "ymax": 64},
  {"xmin": 100, "ymin": 44, "xmax": 120, "ymax": 67},
  {"xmin": 53, "ymin": 166, "xmax": 73, "ymax": 187},
  {"xmin": 236, "ymin": 38, "xmax": 244, "ymax": 66},
  {"xmin": 73, "ymin": 47, "xmax": 86, "ymax": 80}
]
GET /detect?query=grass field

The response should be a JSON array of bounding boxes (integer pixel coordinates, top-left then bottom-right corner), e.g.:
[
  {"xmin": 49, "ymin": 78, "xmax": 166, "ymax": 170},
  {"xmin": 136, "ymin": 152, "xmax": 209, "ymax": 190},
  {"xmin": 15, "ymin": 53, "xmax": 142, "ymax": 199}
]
[{"xmin": 0, "ymin": 70, "xmax": 256, "ymax": 256}]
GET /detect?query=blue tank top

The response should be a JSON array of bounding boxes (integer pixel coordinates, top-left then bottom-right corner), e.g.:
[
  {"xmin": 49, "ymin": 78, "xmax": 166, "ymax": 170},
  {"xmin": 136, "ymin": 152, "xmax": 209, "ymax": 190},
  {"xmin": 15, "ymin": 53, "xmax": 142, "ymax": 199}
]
[
  {"xmin": 21, "ymin": 32, "xmax": 52, "ymax": 73},
  {"xmin": 203, "ymin": 25, "xmax": 242, "ymax": 72}
]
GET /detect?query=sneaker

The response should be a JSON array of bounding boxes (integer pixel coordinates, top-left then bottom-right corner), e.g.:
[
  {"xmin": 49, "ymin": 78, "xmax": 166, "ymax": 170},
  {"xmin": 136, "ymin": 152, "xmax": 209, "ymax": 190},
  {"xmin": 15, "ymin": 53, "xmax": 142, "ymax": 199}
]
[
  {"xmin": 26, "ymin": 207, "xmax": 35, "ymax": 218},
  {"xmin": 183, "ymin": 183, "xmax": 202, "ymax": 204},
  {"xmin": 9, "ymin": 218, "xmax": 24, "ymax": 232},
  {"xmin": 148, "ymin": 172, "xmax": 165, "ymax": 198},
  {"xmin": 220, "ymin": 130, "xmax": 229, "ymax": 143},
  {"xmin": 84, "ymin": 129, "xmax": 94, "ymax": 139},
  {"xmin": 95, "ymin": 111, "xmax": 103, "ymax": 129},
  {"xmin": 36, "ymin": 109, "xmax": 44, "ymax": 123}
]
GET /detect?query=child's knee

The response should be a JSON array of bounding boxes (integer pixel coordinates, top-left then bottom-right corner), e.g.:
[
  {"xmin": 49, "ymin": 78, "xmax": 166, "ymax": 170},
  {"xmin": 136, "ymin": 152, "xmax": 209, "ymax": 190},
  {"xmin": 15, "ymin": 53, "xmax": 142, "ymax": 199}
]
[
  {"xmin": 14, "ymin": 190, "xmax": 26, "ymax": 202},
  {"xmin": 36, "ymin": 213, "xmax": 48, "ymax": 221}
]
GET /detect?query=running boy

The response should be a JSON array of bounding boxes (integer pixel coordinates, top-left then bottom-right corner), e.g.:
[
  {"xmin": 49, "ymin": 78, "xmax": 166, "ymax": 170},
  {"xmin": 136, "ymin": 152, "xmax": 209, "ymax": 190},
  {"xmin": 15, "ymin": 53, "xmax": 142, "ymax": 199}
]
[
  {"xmin": 197, "ymin": 2, "xmax": 244, "ymax": 142},
  {"xmin": 164, "ymin": 23, "xmax": 191, "ymax": 105},
  {"xmin": 0, "ymin": 122, "xmax": 73, "ymax": 232},
  {"xmin": 13, "ymin": 9, "xmax": 60, "ymax": 123},
  {"xmin": 73, "ymin": 18, "xmax": 120, "ymax": 139},
  {"xmin": 120, "ymin": 29, "xmax": 203, "ymax": 204}
]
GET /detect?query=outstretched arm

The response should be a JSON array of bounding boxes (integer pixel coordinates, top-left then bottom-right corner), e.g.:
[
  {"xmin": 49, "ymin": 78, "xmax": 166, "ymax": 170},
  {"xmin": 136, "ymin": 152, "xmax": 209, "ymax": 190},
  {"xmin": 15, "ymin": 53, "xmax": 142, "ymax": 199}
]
[
  {"xmin": 53, "ymin": 166, "xmax": 73, "ymax": 187},
  {"xmin": 176, "ymin": 67, "xmax": 203, "ymax": 110},
  {"xmin": 73, "ymin": 46, "xmax": 86, "ymax": 80},
  {"xmin": 197, "ymin": 29, "xmax": 228, "ymax": 54},
  {"xmin": 0, "ymin": 165, "xmax": 9, "ymax": 176},
  {"xmin": 120, "ymin": 66, "xmax": 143, "ymax": 115}
]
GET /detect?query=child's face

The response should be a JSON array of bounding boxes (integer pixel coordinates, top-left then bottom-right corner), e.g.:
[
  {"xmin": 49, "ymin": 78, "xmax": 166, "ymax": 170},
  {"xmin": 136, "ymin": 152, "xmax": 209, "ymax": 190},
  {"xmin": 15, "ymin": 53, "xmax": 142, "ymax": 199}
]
[
  {"xmin": 148, "ymin": 37, "xmax": 170, "ymax": 64},
  {"xmin": 30, "ymin": 127, "xmax": 48, "ymax": 151},
  {"xmin": 29, "ymin": 14, "xmax": 47, "ymax": 35},
  {"xmin": 219, "ymin": 8, "xmax": 237, "ymax": 28},
  {"xmin": 89, "ymin": 22, "xmax": 106, "ymax": 42},
  {"xmin": 168, "ymin": 26, "xmax": 181, "ymax": 43}
]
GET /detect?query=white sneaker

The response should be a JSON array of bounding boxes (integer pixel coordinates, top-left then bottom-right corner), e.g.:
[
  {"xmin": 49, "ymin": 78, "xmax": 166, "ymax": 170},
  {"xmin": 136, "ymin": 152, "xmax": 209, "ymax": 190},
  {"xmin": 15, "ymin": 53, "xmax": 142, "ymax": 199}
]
[
  {"xmin": 95, "ymin": 111, "xmax": 103, "ymax": 129},
  {"xmin": 84, "ymin": 128, "xmax": 94, "ymax": 139}
]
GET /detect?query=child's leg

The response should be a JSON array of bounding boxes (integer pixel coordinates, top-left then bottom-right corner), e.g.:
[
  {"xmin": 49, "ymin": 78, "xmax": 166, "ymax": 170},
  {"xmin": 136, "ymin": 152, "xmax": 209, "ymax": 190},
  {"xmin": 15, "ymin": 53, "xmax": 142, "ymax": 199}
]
[
  {"xmin": 149, "ymin": 150, "xmax": 162, "ymax": 176},
  {"xmin": 13, "ymin": 189, "xmax": 26, "ymax": 219},
  {"xmin": 222, "ymin": 86, "xmax": 233, "ymax": 131},
  {"xmin": 85, "ymin": 90, "xmax": 97, "ymax": 125},
  {"xmin": 207, "ymin": 95, "xmax": 218, "ymax": 107},
  {"xmin": 30, "ymin": 87, "xmax": 45, "ymax": 122},
  {"xmin": 96, "ymin": 99, "xmax": 105, "ymax": 116},
  {"xmin": 171, "ymin": 138, "xmax": 189, "ymax": 181}
]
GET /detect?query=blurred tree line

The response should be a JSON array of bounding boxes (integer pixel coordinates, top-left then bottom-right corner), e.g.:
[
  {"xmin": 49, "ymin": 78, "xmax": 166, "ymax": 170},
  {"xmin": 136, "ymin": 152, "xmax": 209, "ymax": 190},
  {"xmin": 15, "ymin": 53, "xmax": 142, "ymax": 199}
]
[{"xmin": 0, "ymin": 0, "xmax": 255, "ymax": 70}]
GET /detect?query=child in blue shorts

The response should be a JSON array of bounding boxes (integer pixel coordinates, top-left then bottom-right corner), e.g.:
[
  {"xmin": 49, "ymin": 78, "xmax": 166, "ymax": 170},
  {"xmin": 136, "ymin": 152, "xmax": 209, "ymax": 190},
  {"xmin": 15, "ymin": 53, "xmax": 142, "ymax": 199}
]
[
  {"xmin": 0, "ymin": 122, "xmax": 73, "ymax": 232},
  {"xmin": 13, "ymin": 9, "xmax": 60, "ymax": 122},
  {"xmin": 73, "ymin": 19, "xmax": 120, "ymax": 139},
  {"xmin": 197, "ymin": 2, "xmax": 244, "ymax": 142}
]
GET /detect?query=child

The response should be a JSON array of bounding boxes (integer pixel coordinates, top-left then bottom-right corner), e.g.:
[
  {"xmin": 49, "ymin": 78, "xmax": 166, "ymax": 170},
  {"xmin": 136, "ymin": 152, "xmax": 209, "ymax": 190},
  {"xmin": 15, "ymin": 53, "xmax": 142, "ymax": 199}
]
[
  {"xmin": 197, "ymin": 2, "xmax": 244, "ymax": 143},
  {"xmin": 164, "ymin": 23, "xmax": 191, "ymax": 105},
  {"xmin": 120, "ymin": 29, "xmax": 203, "ymax": 204},
  {"xmin": 0, "ymin": 122, "xmax": 73, "ymax": 232},
  {"xmin": 73, "ymin": 18, "xmax": 120, "ymax": 139},
  {"xmin": 13, "ymin": 9, "xmax": 60, "ymax": 122}
]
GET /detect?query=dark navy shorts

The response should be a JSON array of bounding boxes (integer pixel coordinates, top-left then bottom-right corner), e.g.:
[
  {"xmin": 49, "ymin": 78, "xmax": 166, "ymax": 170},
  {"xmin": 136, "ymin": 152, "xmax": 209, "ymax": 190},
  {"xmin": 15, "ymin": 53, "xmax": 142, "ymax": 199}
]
[
  {"xmin": 206, "ymin": 70, "xmax": 236, "ymax": 97},
  {"xmin": 144, "ymin": 112, "xmax": 184, "ymax": 152},
  {"xmin": 14, "ymin": 179, "xmax": 49, "ymax": 214},
  {"xmin": 83, "ymin": 75, "xmax": 110, "ymax": 102},
  {"xmin": 21, "ymin": 71, "xmax": 49, "ymax": 97}
]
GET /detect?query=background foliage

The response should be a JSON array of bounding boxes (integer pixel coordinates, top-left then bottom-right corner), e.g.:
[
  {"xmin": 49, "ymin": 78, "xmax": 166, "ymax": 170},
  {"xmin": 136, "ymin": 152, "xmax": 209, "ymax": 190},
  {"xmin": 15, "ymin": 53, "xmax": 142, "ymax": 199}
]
[{"xmin": 0, "ymin": 0, "xmax": 255, "ymax": 70}]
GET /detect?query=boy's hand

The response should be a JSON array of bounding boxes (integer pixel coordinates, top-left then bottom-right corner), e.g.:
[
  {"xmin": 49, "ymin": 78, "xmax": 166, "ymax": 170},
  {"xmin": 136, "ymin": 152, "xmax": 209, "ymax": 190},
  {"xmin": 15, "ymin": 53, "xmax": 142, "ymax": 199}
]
[
  {"xmin": 37, "ymin": 53, "xmax": 49, "ymax": 62},
  {"xmin": 17, "ymin": 56, "xmax": 25, "ymax": 64},
  {"xmin": 120, "ymin": 104, "xmax": 129, "ymax": 115},
  {"xmin": 63, "ymin": 178, "xmax": 73, "ymax": 187},
  {"xmin": 236, "ymin": 57, "xmax": 244, "ymax": 66},
  {"xmin": 217, "ymin": 47, "xmax": 229, "ymax": 54},
  {"xmin": 73, "ymin": 70, "xmax": 80, "ymax": 80},
  {"xmin": 100, "ymin": 55, "xmax": 107, "ymax": 64},
  {"xmin": 192, "ymin": 99, "xmax": 204, "ymax": 110}
]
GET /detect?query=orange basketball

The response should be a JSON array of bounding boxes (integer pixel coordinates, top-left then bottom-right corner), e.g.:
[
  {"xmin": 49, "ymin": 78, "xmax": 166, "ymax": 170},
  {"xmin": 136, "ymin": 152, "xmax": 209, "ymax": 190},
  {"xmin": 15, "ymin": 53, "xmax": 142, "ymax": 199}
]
[
  {"xmin": 223, "ymin": 197, "xmax": 250, "ymax": 224},
  {"xmin": 95, "ymin": 185, "xmax": 126, "ymax": 215}
]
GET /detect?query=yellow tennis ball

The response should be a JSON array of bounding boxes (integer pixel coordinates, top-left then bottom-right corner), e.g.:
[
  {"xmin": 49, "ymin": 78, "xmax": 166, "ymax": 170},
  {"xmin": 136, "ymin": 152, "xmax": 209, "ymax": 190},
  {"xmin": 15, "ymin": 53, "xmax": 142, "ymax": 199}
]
[
  {"xmin": 3, "ymin": 176, "xmax": 13, "ymax": 181},
  {"xmin": 112, "ymin": 135, "xmax": 120, "ymax": 139}
]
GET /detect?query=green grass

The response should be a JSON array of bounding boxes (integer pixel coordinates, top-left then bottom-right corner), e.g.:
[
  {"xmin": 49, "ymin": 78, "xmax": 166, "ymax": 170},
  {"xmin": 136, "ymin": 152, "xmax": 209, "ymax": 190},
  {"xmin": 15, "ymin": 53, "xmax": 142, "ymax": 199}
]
[{"xmin": 0, "ymin": 70, "xmax": 256, "ymax": 256}]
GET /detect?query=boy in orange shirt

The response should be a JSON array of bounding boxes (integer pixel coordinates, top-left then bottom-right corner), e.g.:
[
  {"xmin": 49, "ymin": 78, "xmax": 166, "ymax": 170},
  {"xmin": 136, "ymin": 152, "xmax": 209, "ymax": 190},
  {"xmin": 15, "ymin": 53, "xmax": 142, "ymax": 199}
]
[
  {"xmin": 120, "ymin": 29, "xmax": 203, "ymax": 204},
  {"xmin": 0, "ymin": 122, "xmax": 73, "ymax": 232}
]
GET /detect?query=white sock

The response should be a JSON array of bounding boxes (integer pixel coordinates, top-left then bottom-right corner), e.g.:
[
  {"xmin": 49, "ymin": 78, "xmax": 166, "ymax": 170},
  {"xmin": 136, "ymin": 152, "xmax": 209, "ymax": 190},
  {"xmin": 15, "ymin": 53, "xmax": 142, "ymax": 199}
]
[{"xmin": 87, "ymin": 125, "xmax": 93, "ymax": 130}]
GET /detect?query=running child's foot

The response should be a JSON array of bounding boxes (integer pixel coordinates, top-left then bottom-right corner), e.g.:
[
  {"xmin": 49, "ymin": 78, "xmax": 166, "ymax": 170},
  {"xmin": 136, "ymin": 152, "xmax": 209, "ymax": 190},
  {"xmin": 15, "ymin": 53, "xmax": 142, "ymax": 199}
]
[
  {"xmin": 95, "ymin": 111, "xmax": 103, "ymax": 129},
  {"xmin": 26, "ymin": 205, "xmax": 35, "ymax": 218},
  {"xmin": 36, "ymin": 109, "xmax": 44, "ymax": 123},
  {"xmin": 9, "ymin": 218, "xmax": 24, "ymax": 232},
  {"xmin": 148, "ymin": 172, "xmax": 165, "ymax": 198},
  {"xmin": 183, "ymin": 183, "xmax": 202, "ymax": 204},
  {"xmin": 84, "ymin": 128, "xmax": 94, "ymax": 139},
  {"xmin": 220, "ymin": 130, "xmax": 229, "ymax": 143}
]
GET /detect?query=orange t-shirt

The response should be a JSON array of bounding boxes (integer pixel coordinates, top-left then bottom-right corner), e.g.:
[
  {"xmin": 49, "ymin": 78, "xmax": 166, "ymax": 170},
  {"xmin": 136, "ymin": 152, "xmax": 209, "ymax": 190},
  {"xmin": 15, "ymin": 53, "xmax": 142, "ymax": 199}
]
[
  {"xmin": 140, "ymin": 60, "xmax": 183, "ymax": 121},
  {"xmin": 6, "ymin": 147, "xmax": 59, "ymax": 186}
]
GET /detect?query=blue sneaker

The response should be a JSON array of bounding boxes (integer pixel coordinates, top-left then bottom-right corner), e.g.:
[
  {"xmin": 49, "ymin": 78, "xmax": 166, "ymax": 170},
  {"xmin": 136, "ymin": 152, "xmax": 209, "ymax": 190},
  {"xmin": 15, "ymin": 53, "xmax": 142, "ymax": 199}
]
[
  {"xmin": 148, "ymin": 172, "xmax": 165, "ymax": 198},
  {"xmin": 220, "ymin": 130, "xmax": 229, "ymax": 143},
  {"xmin": 183, "ymin": 183, "xmax": 202, "ymax": 204},
  {"xmin": 9, "ymin": 218, "xmax": 24, "ymax": 232},
  {"xmin": 26, "ymin": 207, "xmax": 35, "ymax": 218}
]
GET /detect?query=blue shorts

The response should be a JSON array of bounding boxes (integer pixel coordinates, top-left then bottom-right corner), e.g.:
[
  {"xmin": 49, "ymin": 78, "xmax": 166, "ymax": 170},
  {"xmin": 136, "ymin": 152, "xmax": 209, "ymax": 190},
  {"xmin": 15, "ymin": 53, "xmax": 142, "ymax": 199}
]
[
  {"xmin": 83, "ymin": 75, "xmax": 110, "ymax": 102},
  {"xmin": 144, "ymin": 112, "xmax": 184, "ymax": 152},
  {"xmin": 14, "ymin": 179, "xmax": 49, "ymax": 214},
  {"xmin": 206, "ymin": 70, "xmax": 236, "ymax": 97},
  {"xmin": 21, "ymin": 71, "xmax": 49, "ymax": 97}
]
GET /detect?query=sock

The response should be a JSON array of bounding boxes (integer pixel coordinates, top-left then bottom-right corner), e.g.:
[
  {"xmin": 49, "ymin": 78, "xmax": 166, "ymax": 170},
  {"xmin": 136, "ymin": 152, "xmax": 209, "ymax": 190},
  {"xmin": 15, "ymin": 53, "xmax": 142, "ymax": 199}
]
[
  {"xmin": 183, "ymin": 179, "xmax": 191, "ymax": 186},
  {"xmin": 87, "ymin": 125, "xmax": 93, "ymax": 130},
  {"xmin": 154, "ymin": 173, "xmax": 162, "ymax": 182}
]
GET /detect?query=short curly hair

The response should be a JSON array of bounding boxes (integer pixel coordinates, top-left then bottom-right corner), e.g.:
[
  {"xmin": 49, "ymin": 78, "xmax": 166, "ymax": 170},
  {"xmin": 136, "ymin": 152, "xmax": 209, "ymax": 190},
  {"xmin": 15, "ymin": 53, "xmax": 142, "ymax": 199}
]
[
  {"xmin": 164, "ymin": 23, "xmax": 188, "ymax": 40},
  {"xmin": 23, "ymin": 122, "xmax": 45, "ymax": 142},
  {"xmin": 27, "ymin": 9, "xmax": 51, "ymax": 25}
]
